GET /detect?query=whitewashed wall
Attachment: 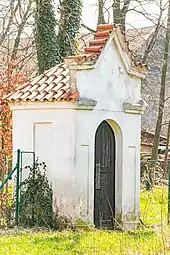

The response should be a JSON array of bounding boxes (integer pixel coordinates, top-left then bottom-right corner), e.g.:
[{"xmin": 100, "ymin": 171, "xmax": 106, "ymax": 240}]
[
  {"xmin": 75, "ymin": 39, "xmax": 141, "ymax": 223},
  {"xmin": 12, "ymin": 107, "xmax": 77, "ymax": 216},
  {"xmin": 74, "ymin": 110, "xmax": 141, "ymax": 224},
  {"xmin": 11, "ymin": 38, "xmax": 142, "ymax": 226},
  {"xmin": 76, "ymin": 40, "xmax": 141, "ymax": 112}
]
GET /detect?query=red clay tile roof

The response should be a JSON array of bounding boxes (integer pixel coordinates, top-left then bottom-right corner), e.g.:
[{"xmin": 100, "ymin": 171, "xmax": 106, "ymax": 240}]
[
  {"xmin": 5, "ymin": 23, "xmax": 146, "ymax": 103},
  {"xmin": 65, "ymin": 24, "xmax": 147, "ymax": 70},
  {"xmin": 5, "ymin": 64, "xmax": 79, "ymax": 102}
]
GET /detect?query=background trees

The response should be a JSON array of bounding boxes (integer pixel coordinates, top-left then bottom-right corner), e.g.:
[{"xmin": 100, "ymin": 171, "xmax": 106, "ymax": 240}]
[
  {"xmin": 34, "ymin": 0, "xmax": 83, "ymax": 74},
  {"xmin": 0, "ymin": 0, "xmax": 83, "ymax": 155},
  {"xmin": 0, "ymin": 0, "xmax": 34, "ymax": 75},
  {"xmin": 0, "ymin": 0, "xmax": 33, "ymax": 157},
  {"xmin": 151, "ymin": 0, "xmax": 170, "ymax": 161}
]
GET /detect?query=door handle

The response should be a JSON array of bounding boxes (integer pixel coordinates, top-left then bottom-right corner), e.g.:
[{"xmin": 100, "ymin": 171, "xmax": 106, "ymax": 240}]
[{"xmin": 96, "ymin": 163, "xmax": 101, "ymax": 190}]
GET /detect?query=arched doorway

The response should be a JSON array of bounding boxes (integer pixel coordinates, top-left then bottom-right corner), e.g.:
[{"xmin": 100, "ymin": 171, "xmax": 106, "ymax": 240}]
[{"xmin": 94, "ymin": 121, "xmax": 116, "ymax": 228}]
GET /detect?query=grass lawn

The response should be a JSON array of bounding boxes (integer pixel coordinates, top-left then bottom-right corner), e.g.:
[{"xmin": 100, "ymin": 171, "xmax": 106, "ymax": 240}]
[
  {"xmin": 0, "ymin": 228, "xmax": 170, "ymax": 255},
  {"xmin": 0, "ymin": 187, "xmax": 169, "ymax": 255},
  {"xmin": 140, "ymin": 186, "xmax": 168, "ymax": 225}
]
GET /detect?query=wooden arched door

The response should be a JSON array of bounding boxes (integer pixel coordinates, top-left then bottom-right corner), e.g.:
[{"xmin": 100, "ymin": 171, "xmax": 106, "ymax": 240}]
[{"xmin": 94, "ymin": 121, "xmax": 115, "ymax": 228}]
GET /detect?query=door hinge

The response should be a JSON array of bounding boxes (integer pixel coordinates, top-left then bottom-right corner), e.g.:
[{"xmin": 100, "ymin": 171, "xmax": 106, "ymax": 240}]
[{"xmin": 96, "ymin": 163, "xmax": 101, "ymax": 190}]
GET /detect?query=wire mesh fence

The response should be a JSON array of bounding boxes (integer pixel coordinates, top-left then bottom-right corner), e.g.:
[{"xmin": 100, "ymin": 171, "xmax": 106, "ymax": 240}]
[
  {"xmin": 20, "ymin": 151, "xmax": 35, "ymax": 187},
  {"xmin": 140, "ymin": 158, "xmax": 169, "ymax": 227},
  {"xmin": 0, "ymin": 150, "xmax": 35, "ymax": 228},
  {"xmin": 0, "ymin": 153, "xmax": 12, "ymax": 226}
]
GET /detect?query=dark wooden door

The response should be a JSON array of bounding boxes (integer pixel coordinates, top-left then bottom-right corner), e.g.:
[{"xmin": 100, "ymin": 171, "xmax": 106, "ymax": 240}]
[{"xmin": 94, "ymin": 121, "xmax": 115, "ymax": 228}]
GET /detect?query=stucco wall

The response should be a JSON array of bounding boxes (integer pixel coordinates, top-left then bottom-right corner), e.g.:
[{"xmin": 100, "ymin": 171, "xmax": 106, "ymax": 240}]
[
  {"xmin": 74, "ymin": 40, "xmax": 141, "ymax": 223},
  {"xmin": 12, "ymin": 103, "xmax": 141, "ymax": 224},
  {"xmin": 12, "ymin": 107, "xmax": 77, "ymax": 215},
  {"xmin": 74, "ymin": 109, "xmax": 141, "ymax": 223},
  {"xmin": 77, "ymin": 40, "xmax": 141, "ymax": 112},
  {"xmin": 11, "ymin": 39, "xmax": 142, "ymax": 226}
]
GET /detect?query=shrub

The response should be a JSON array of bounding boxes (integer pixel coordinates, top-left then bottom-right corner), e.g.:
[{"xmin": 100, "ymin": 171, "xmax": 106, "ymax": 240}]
[{"xmin": 19, "ymin": 160, "xmax": 72, "ymax": 230}]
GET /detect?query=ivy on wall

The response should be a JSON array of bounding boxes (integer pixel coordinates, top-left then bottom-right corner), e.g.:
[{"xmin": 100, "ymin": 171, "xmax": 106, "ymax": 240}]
[{"xmin": 57, "ymin": 0, "xmax": 83, "ymax": 58}]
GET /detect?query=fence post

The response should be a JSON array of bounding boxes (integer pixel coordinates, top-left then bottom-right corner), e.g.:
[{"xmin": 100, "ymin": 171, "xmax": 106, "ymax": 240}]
[
  {"xmin": 168, "ymin": 160, "xmax": 170, "ymax": 224},
  {"xmin": 15, "ymin": 149, "xmax": 20, "ymax": 226}
]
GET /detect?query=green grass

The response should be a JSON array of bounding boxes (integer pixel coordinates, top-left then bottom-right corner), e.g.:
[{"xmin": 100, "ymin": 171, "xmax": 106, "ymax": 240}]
[
  {"xmin": 0, "ymin": 228, "xmax": 169, "ymax": 255},
  {"xmin": 0, "ymin": 187, "xmax": 169, "ymax": 255},
  {"xmin": 140, "ymin": 186, "xmax": 168, "ymax": 225}
]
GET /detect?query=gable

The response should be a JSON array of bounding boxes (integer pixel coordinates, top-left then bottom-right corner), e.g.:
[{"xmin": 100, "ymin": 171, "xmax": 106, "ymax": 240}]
[
  {"xmin": 4, "ymin": 24, "xmax": 147, "ymax": 104},
  {"xmin": 76, "ymin": 39, "xmax": 141, "ymax": 112},
  {"xmin": 65, "ymin": 24, "xmax": 147, "ymax": 78}
]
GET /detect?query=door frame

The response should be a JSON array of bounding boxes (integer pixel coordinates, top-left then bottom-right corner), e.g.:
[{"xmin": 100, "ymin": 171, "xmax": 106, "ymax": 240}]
[{"xmin": 94, "ymin": 120, "xmax": 116, "ymax": 228}]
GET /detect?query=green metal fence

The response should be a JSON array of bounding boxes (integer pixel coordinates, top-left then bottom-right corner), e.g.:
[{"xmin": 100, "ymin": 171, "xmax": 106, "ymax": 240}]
[{"xmin": 0, "ymin": 149, "xmax": 35, "ymax": 227}]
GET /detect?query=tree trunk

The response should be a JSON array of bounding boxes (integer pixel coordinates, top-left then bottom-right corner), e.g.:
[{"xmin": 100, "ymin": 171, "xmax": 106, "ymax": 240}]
[
  {"xmin": 35, "ymin": 0, "xmax": 60, "ymax": 74},
  {"xmin": 98, "ymin": 0, "xmax": 105, "ymax": 24},
  {"xmin": 57, "ymin": 0, "xmax": 83, "ymax": 58},
  {"xmin": 113, "ymin": 0, "xmax": 130, "ymax": 31},
  {"xmin": 11, "ymin": 2, "xmax": 31, "ymax": 61},
  {"xmin": 113, "ymin": 0, "xmax": 121, "ymax": 25},
  {"xmin": 142, "ymin": 8, "xmax": 163, "ymax": 63},
  {"xmin": 120, "ymin": 0, "xmax": 131, "ymax": 31},
  {"xmin": 151, "ymin": 0, "xmax": 170, "ymax": 161}
]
